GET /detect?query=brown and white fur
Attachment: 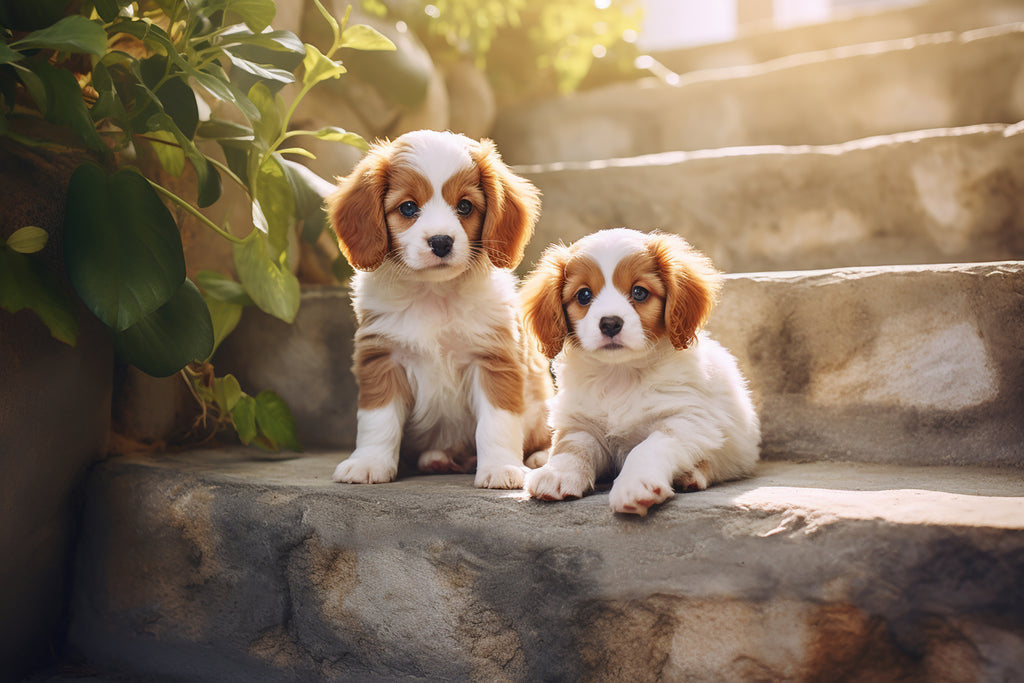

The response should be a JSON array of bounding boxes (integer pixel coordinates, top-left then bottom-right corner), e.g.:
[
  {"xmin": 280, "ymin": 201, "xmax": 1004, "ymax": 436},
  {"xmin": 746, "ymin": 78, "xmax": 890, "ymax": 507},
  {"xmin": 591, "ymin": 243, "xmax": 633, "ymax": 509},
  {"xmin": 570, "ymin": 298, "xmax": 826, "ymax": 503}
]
[
  {"xmin": 327, "ymin": 130, "xmax": 552, "ymax": 489},
  {"xmin": 520, "ymin": 228, "xmax": 760, "ymax": 514}
]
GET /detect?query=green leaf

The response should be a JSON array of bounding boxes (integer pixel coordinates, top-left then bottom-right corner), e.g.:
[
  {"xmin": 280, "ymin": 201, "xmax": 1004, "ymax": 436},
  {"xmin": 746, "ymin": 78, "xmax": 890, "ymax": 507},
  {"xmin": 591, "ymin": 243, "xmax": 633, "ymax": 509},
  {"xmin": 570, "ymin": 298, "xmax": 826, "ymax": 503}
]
[
  {"xmin": 225, "ymin": 52, "xmax": 295, "ymax": 85},
  {"xmin": 233, "ymin": 233, "xmax": 299, "ymax": 323},
  {"xmin": 63, "ymin": 165, "xmax": 185, "ymax": 331},
  {"xmin": 11, "ymin": 15, "xmax": 108, "ymax": 56},
  {"xmin": 6, "ymin": 226, "xmax": 48, "ymax": 254},
  {"xmin": 224, "ymin": 0, "xmax": 276, "ymax": 34},
  {"xmin": 190, "ymin": 66, "xmax": 260, "ymax": 122},
  {"xmin": 113, "ymin": 278, "xmax": 213, "ymax": 377},
  {"xmin": 196, "ymin": 119, "xmax": 254, "ymax": 140},
  {"xmin": 277, "ymin": 147, "xmax": 315, "ymax": 160},
  {"xmin": 147, "ymin": 130, "xmax": 185, "ymax": 176},
  {"xmin": 312, "ymin": 0, "xmax": 340, "ymax": 51},
  {"xmin": 231, "ymin": 394, "xmax": 258, "ymax": 444},
  {"xmin": 0, "ymin": 248, "xmax": 78, "ymax": 345},
  {"xmin": 146, "ymin": 112, "xmax": 222, "ymax": 207},
  {"xmin": 139, "ymin": 55, "xmax": 199, "ymax": 139},
  {"xmin": 248, "ymin": 81, "xmax": 282, "ymax": 150},
  {"xmin": 279, "ymin": 158, "xmax": 333, "ymax": 243},
  {"xmin": 204, "ymin": 294, "xmax": 243, "ymax": 355},
  {"xmin": 301, "ymin": 43, "xmax": 345, "ymax": 88},
  {"xmin": 255, "ymin": 390, "xmax": 301, "ymax": 451},
  {"xmin": 308, "ymin": 126, "xmax": 367, "ymax": 149},
  {"xmin": 19, "ymin": 60, "xmax": 104, "ymax": 151},
  {"xmin": 0, "ymin": 42, "xmax": 22, "ymax": 65},
  {"xmin": 221, "ymin": 28, "xmax": 304, "ymax": 54},
  {"xmin": 253, "ymin": 154, "xmax": 295, "ymax": 256},
  {"xmin": 196, "ymin": 157, "xmax": 222, "ymax": 208},
  {"xmin": 11, "ymin": 63, "xmax": 47, "ymax": 115},
  {"xmin": 339, "ymin": 24, "xmax": 396, "ymax": 51},
  {"xmin": 212, "ymin": 373, "xmax": 243, "ymax": 413},
  {"xmin": 196, "ymin": 270, "xmax": 253, "ymax": 305}
]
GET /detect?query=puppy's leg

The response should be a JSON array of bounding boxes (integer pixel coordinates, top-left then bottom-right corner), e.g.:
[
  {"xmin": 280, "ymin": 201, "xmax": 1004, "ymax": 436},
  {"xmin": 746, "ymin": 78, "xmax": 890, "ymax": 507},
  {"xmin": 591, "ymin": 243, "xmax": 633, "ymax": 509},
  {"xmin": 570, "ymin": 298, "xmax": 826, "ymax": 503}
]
[
  {"xmin": 334, "ymin": 339, "xmax": 411, "ymax": 484},
  {"xmin": 333, "ymin": 404, "xmax": 406, "ymax": 483},
  {"xmin": 525, "ymin": 430, "xmax": 603, "ymax": 501},
  {"xmin": 471, "ymin": 358, "xmax": 530, "ymax": 489},
  {"xmin": 610, "ymin": 430, "xmax": 688, "ymax": 516}
]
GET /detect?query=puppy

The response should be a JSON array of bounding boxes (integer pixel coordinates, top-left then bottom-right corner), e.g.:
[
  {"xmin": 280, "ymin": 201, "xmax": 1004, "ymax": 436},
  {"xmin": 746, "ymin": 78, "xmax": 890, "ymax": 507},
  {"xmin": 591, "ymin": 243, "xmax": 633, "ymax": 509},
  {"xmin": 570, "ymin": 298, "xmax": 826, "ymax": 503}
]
[
  {"xmin": 520, "ymin": 228, "xmax": 760, "ymax": 515},
  {"xmin": 327, "ymin": 130, "xmax": 552, "ymax": 489}
]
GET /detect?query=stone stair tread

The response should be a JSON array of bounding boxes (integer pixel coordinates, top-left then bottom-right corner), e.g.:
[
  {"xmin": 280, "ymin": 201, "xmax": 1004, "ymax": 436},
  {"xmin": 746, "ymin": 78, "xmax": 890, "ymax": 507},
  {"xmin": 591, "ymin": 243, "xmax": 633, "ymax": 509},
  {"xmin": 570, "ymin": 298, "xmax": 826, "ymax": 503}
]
[
  {"xmin": 519, "ymin": 121, "xmax": 1024, "ymax": 273},
  {"xmin": 493, "ymin": 22, "xmax": 1024, "ymax": 164},
  {"xmin": 66, "ymin": 447, "xmax": 1024, "ymax": 680},
  {"xmin": 215, "ymin": 261, "xmax": 1024, "ymax": 469},
  {"xmin": 651, "ymin": 0, "xmax": 1024, "ymax": 73}
]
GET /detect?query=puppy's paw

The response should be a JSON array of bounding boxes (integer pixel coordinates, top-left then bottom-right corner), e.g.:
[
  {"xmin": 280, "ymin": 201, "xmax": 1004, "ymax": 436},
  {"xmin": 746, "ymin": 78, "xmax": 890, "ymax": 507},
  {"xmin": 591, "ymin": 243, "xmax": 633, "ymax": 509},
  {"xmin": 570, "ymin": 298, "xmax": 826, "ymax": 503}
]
[
  {"xmin": 674, "ymin": 466, "xmax": 710, "ymax": 493},
  {"xmin": 475, "ymin": 464, "xmax": 529, "ymax": 489},
  {"xmin": 332, "ymin": 452, "xmax": 397, "ymax": 484},
  {"xmin": 524, "ymin": 449, "xmax": 550, "ymax": 469},
  {"xmin": 524, "ymin": 464, "xmax": 591, "ymax": 501},
  {"xmin": 609, "ymin": 475, "xmax": 674, "ymax": 516},
  {"xmin": 417, "ymin": 450, "xmax": 465, "ymax": 474}
]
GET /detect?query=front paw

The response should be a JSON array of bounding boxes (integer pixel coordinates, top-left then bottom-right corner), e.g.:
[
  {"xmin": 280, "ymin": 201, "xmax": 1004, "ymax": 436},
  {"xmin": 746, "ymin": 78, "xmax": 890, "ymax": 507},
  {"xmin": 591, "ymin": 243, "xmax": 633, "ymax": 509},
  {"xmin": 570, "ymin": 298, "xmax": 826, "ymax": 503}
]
[
  {"xmin": 525, "ymin": 464, "xmax": 592, "ymax": 501},
  {"xmin": 609, "ymin": 474, "xmax": 674, "ymax": 516},
  {"xmin": 332, "ymin": 451, "xmax": 397, "ymax": 484},
  {"xmin": 475, "ymin": 464, "xmax": 528, "ymax": 489}
]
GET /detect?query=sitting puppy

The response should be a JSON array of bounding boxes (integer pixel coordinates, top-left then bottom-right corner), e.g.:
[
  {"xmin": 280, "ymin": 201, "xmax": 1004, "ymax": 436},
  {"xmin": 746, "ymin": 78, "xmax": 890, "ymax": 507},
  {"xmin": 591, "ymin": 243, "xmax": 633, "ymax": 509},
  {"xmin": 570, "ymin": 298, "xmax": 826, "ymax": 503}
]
[
  {"xmin": 327, "ymin": 130, "xmax": 552, "ymax": 489},
  {"xmin": 520, "ymin": 228, "xmax": 760, "ymax": 514}
]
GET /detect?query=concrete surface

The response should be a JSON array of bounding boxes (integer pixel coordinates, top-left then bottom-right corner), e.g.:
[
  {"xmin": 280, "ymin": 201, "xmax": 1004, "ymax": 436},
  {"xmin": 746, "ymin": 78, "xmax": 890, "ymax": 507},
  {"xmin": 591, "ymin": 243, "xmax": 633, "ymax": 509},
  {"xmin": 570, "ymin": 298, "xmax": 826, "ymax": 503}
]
[
  {"xmin": 65, "ymin": 448, "xmax": 1024, "ymax": 681},
  {"xmin": 493, "ymin": 23, "xmax": 1024, "ymax": 165},
  {"xmin": 520, "ymin": 123, "xmax": 1024, "ymax": 273},
  {"xmin": 214, "ymin": 261, "xmax": 1024, "ymax": 469}
]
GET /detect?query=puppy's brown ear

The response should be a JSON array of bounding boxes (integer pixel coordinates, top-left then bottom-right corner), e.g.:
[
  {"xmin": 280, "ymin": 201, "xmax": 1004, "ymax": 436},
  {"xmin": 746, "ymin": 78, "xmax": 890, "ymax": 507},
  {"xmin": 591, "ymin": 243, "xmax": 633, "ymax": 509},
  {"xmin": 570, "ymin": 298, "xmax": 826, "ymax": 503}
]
[
  {"xmin": 520, "ymin": 244, "xmax": 571, "ymax": 359},
  {"xmin": 647, "ymin": 233, "xmax": 722, "ymax": 350},
  {"xmin": 473, "ymin": 139, "xmax": 541, "ymax": 270},
  {"xmin": 326, "ymin": 143, "xmax": 391, "ymax": 271}
]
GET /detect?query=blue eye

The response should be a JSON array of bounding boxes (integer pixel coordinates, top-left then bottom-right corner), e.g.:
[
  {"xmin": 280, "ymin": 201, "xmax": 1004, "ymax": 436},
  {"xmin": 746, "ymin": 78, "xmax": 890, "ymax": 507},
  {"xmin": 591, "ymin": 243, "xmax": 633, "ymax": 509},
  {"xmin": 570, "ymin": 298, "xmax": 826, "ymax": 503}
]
[
  {"xmin": 399, "ymin": 201, "xmax": 418, "ymax": 218},
  {"xmin": 456, "ymin": 199, "xmax": 472, "ymax": 216},
  {"xmin": 576, "ymin": 288, "xmax": 592, "ymax": 306},
  {"xmin": 632, "ymin": 286, "xmax": 649, "ymax": 302}
]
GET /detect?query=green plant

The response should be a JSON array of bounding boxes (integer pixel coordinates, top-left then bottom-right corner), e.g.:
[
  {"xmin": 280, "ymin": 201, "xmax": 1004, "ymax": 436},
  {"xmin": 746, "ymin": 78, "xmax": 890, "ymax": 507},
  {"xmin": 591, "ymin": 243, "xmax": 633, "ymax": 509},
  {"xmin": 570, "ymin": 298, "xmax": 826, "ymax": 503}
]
[
  {"xmin": 0, "ymin": 0, "xmax": 394, "ymax": 450},
  {"xmin": 361, "ymin": 0, "xmax": 641, "ymax": 100}
]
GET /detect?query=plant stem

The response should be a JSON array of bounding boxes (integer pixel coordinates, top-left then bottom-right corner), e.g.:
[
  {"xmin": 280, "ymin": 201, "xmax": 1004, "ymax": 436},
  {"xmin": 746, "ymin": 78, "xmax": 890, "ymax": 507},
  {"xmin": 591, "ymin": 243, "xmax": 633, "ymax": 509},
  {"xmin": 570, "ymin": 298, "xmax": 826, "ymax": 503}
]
[{"xmin": 148, "ymin": 180, "xmax": 247, "ymax": 244}]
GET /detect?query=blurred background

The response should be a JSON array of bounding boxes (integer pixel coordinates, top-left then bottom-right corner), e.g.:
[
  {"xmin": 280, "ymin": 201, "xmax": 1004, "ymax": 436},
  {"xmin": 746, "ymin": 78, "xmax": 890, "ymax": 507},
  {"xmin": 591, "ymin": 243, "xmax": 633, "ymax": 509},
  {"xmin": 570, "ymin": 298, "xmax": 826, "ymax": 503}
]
[{"xmin": 276, "ymin": 0, "xmax": 930, "ymax": 178}]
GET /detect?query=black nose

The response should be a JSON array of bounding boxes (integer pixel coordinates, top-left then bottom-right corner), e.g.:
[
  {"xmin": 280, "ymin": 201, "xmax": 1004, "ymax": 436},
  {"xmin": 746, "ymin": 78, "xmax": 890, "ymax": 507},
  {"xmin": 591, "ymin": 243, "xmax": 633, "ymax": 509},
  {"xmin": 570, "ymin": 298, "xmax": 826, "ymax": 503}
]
[
  {"xmin": 599, "ymin": 316, "xmax": 623, "ymax": 338},
  {"xmin": 427, "ymin": 235, "xmax": 453, "ymax": 257}
]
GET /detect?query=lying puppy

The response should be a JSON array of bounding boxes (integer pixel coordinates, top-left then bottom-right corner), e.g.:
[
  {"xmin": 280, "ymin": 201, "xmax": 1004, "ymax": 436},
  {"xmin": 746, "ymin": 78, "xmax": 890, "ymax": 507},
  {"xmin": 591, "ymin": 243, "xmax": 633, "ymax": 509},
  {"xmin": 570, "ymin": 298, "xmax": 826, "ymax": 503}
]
[
  {"xmin": 520, "ymin": 228, "xmax": 760, "ymax": 514},
  {"xmin": 326, "ymin": 130, "xmax": 552, "ymax": 489}
]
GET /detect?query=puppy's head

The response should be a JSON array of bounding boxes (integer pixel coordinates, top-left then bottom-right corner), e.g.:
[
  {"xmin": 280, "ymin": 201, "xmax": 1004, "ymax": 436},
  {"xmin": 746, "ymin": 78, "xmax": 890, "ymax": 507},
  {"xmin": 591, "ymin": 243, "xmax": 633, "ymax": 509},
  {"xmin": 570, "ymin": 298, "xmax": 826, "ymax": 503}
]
[
  {"xmin": 326, "ymin": 130, "xmax": 540, "ymax": 280},
  {"xmin": 521, "ymin": 228, "xmax": 721, "ymax": 360}
]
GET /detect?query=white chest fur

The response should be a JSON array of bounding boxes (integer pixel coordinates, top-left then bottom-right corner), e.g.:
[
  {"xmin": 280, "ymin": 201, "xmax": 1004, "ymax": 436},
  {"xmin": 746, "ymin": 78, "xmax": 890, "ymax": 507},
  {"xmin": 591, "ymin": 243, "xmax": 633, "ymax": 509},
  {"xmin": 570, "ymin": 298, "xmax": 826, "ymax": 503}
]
[{"xmin": 350, "ymin": 265, "xmax": 520, "ymax": 447}]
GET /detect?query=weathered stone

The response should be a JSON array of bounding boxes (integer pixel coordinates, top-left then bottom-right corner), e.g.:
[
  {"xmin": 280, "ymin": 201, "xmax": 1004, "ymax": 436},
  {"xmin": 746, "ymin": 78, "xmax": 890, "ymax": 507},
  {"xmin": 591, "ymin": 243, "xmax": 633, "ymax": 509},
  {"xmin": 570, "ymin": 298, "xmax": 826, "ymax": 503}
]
[
  {"xmin": 521, "ymin": 123, "xmax": 1024, "ymax": 273},
  {"xmin": 493, "ymin": 23, "xmax": 1024, "ymax": 165},
  {"xmin": 653, "ymin": 0, "xmax": 1024, "ymax": 74},
  {"xmin": 212, "ymin": 261, "xmax": 1023, "ymax": 469},
  {"xmin": 707, "ymin": 261, "xmax": 1024, "ymax": 468},
  {"xmin": 214, "ymin": 287, "xmax": 358, "ymax": 450},
  {"xmin": 66, "ymin": 449, "xmax": 1024, "ymax": 681}
]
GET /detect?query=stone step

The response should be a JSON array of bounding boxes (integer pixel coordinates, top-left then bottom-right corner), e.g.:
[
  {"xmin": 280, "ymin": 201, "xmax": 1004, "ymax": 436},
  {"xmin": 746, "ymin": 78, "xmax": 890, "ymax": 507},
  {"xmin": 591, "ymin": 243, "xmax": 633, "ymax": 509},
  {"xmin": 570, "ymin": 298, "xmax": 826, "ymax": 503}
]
[
  {"xmin": 492, "ymin": 23, "xmax": 1024, "ymax": 165},
  {"xmin": 520, "ymin": 122, "xmax": 1024, "ymax": 274},
  {"xmin": 215, "ymin": 261, "xmax": 1024, "ymax": 469},
  {"xmin": 653, "ymin": 0, "xmax": 1024, "ymax": 74},
  {"xmin": 66, "ymin": 449, "xmax": 1024, "ymax": 681}
]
